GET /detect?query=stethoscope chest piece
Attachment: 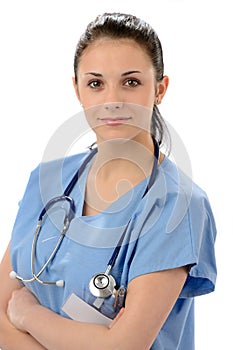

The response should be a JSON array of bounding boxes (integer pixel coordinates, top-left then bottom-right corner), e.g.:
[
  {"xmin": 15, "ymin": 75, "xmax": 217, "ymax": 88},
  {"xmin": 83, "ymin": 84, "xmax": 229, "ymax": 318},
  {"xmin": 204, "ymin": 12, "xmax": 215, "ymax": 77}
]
[{"xmin": 89, "ymin": 272, "xmax": 116, "ymax": 298}]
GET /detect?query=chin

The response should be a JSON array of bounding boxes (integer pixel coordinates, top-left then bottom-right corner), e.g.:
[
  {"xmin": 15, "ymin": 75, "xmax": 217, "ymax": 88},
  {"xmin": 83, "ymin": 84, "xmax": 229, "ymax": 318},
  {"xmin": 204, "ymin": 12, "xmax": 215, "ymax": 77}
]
[{"xmin": 94, "ymin": 125, "xmax": 148, "ymax": 144}]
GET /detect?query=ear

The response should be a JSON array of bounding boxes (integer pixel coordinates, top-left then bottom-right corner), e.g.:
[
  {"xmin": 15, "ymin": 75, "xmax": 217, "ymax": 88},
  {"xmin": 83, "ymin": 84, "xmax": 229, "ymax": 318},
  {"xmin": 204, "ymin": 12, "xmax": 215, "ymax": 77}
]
[
  {"xmin": 72, "ymin": 76, "xmax": 81, "ymax": 101},
  {"xmin": 154, "ymin": 75, "xmax": 169, "ymax": 105}
]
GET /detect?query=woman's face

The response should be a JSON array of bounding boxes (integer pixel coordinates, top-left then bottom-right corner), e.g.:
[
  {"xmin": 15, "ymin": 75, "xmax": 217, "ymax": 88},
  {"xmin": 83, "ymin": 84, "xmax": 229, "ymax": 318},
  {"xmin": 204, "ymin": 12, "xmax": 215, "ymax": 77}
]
[{"xmin": 75, "ymin": 38, "xmax": 162, "ymax": 144}]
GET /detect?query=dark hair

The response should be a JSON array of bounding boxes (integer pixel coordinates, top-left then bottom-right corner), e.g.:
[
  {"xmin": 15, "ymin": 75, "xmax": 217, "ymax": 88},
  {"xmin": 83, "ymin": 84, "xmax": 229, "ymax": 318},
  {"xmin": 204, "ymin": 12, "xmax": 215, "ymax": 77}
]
[{"xmin": 74, "ymin": 13, "xmax": 171, "ymax": 152}]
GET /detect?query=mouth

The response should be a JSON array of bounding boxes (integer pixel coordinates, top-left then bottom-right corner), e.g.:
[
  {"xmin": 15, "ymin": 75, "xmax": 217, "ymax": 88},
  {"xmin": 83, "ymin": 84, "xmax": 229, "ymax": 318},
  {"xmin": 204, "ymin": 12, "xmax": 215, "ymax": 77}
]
[{"xmin": 98, "ymin": 117, "xmax": 132, "ymax": 126}]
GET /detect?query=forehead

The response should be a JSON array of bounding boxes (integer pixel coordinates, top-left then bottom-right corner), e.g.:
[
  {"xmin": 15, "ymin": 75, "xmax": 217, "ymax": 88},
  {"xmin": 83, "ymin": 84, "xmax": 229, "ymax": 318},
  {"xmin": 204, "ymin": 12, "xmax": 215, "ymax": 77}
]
[{"xmin": 78, "ymin": 38, "xmax": 153, "ymax": 71}]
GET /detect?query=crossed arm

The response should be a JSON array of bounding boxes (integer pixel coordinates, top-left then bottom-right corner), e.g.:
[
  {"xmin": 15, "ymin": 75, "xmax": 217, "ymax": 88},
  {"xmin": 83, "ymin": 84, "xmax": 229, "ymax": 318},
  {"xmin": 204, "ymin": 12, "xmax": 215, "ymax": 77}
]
[{"xmin": 0, "ymin": 243, "xmax": 188, "ymax": 350}]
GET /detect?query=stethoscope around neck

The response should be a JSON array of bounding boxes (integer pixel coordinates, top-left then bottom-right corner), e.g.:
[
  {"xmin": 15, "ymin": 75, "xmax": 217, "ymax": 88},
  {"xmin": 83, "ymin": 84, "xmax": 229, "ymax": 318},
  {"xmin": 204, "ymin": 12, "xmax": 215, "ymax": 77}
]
[{"xmin": 10, "ymin": 138, "xmax": 159, "ymax": 300}]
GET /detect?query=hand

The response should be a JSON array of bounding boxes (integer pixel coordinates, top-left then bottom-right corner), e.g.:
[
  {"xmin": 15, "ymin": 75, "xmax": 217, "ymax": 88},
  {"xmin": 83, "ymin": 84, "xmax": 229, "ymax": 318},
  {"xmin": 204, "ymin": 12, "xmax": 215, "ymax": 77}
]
[{"xmin": 7, "ymin": 287, "xmax": 40, "ymax": 332}]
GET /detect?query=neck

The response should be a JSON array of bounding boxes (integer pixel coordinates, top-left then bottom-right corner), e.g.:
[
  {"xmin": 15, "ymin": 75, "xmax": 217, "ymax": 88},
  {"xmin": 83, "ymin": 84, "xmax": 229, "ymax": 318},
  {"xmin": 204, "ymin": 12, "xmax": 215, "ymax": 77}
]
[
  {"xmin": 84, "ymin": 135, "xmax": 160, "ymax": 215},
  {"xmin": 91, "ymin": 135, "xmax": 156, "ymax": 180}
]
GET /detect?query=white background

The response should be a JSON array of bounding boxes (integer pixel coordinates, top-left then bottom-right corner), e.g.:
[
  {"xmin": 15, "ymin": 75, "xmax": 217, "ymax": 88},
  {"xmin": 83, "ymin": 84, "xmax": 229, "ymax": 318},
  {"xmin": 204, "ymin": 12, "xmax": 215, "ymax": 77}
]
[{"xmin": 0, "ymin": 0, "xmax": 231, "ymax": 348}]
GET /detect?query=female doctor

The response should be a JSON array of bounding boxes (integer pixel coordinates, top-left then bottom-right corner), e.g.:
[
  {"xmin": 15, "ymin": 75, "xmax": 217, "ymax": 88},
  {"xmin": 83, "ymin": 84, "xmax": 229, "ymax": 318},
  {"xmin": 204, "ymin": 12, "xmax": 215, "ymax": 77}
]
[{"xmin": 0, "ymin": 13, "xmax": 217, "ymax": 350}]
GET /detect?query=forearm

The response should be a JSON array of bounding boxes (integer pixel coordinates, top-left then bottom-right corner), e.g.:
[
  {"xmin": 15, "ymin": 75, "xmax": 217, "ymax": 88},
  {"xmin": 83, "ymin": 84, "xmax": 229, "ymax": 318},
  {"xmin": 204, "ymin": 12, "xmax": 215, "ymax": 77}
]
[
  {"xmin": 0, "ymin": 313, "xmax": 46, "ymax": 350},
  {"xmin": 22, "ymin": 305, "xmax": 113, "ymax": 350}
]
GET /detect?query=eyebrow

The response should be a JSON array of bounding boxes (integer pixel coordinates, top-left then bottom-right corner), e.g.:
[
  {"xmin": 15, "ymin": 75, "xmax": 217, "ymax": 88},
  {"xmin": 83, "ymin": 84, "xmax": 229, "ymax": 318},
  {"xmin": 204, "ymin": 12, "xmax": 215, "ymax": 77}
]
[
  {"xmin": 121, "ymin": 70, "xmax": 142, "ymax": 76},
  {"xmin": 84, "ymin": 70, "xmax": 142, "ymax": 77},
  {"xmin": 84, "ymin": 72, "xmax": 102, "ymax": 77}
]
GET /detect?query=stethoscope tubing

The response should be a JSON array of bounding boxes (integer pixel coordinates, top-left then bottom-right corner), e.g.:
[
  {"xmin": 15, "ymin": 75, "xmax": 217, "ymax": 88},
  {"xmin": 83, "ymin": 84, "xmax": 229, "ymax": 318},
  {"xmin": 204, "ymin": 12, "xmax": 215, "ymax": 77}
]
[{"xmin": 10, "ymin": 139, "xmax": 159, "ymax": 292}]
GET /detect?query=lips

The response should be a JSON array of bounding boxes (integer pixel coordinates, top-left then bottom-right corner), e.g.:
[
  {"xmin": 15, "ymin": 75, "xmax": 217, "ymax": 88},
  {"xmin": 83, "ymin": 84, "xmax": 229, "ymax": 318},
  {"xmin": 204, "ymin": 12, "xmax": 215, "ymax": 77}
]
[{"xmin": 98, "ymin": 117, "xmax": 132, "ymax": 126}]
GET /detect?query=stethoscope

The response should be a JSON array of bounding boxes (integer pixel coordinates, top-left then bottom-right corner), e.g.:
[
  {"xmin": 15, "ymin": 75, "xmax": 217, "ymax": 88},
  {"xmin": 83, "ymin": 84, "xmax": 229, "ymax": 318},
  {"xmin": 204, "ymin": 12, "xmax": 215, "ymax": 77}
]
[{"xmin": 10, "ymin": 138, "xmax": 159, "ymax": 301}]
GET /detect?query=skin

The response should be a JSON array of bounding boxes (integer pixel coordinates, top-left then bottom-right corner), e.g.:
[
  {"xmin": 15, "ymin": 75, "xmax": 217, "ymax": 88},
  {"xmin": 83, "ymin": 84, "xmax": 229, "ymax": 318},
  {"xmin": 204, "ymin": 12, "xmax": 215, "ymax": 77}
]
[
  {"xmin": 0, "ymin": 38, "xmax": 189, "ymax": 350},
  {"xmin": 74, "ymin": 38, "xmax": 169, "ymax": 214},
  {"xmin": 74, "ymin": 38, "xmax": 168, "ymax": 146}
]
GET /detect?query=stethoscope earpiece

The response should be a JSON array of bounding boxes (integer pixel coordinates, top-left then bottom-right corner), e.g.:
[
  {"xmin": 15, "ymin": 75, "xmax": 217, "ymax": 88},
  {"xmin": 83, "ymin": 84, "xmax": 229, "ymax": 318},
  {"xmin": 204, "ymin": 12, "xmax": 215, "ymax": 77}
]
[
  {"xmin": 56, "ymin": 280, "xmax": 65, "ymax": 287},
  {"xmin": 9, "ymin": 269, "xmax": 64, "ymax": 287},
  {"xmin": 9, "ymin": 270, "xmax": 18, "ymax": 280}
]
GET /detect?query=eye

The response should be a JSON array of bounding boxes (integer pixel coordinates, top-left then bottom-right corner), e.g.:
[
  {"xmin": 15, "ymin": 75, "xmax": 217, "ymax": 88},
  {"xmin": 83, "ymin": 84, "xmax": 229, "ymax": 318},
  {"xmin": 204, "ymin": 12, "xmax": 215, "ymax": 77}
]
[
  {"xmin": 124, "ymin": 78, "xmax": 141, "ymax": 87},
  {"xmin": 88, "ymin": 80, "xmax": 103, "ymax": 89}
]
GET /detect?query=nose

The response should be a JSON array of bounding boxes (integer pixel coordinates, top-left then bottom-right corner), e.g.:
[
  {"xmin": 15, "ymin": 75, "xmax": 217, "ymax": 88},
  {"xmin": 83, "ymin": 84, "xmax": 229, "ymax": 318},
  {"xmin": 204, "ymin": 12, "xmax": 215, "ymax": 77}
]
[{"xmin": 104, "ymin": 101, "xmax": 124, "ymax": 111}]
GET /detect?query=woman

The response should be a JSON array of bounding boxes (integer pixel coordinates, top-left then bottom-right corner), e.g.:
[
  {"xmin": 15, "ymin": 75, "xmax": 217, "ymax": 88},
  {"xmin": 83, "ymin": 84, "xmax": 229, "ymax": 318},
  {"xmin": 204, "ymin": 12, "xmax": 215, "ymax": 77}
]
[{"xmin": 0, "ymin": 13, "xmax": 217, "ymax": 349}]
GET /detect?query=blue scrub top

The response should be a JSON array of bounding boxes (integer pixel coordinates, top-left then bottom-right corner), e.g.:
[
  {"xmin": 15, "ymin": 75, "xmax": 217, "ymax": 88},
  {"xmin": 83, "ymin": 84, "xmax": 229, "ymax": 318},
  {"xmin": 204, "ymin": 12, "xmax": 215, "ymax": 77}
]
[{"xmin": 10, "ymin": 150, "xmax": 217, "ymax": 350}]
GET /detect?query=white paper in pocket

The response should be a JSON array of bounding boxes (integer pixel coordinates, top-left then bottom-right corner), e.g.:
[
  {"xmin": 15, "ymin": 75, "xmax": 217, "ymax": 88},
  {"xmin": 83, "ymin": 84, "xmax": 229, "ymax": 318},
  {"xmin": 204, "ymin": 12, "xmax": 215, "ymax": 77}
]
[{"xmin": 61, "ymin": 293, "xmax": 112, "ymax": 327}]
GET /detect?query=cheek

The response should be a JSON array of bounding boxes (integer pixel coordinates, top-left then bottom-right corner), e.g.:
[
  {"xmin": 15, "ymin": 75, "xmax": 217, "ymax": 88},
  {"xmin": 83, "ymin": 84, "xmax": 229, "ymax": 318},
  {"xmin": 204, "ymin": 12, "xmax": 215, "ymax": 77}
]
[
  {"xmin": 76, "ymin": 82, "xmax": 95, "ymax": 108},
  {"xmin": 134, "ymin": 86, "xmax": 156, "ymax": 108},
  {"xmin": 81, "ymin": 94, "xmax": 105, "ymax": 110}
]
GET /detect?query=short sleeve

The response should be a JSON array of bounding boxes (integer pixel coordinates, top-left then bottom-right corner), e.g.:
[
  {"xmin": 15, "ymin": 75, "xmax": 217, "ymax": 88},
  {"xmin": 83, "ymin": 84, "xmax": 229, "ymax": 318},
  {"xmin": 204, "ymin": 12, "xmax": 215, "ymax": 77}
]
[
  {"xmin": 180, "ymin": 192, "xmax": 217, "ymax": 297},
  {"xmin": 128, "ymin": 174, "xmax": 217, "ymax": 299}
]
